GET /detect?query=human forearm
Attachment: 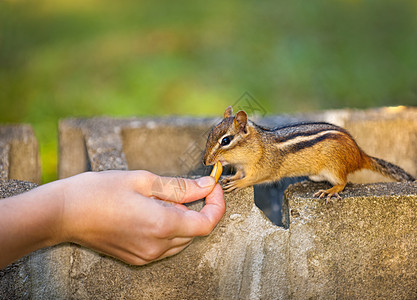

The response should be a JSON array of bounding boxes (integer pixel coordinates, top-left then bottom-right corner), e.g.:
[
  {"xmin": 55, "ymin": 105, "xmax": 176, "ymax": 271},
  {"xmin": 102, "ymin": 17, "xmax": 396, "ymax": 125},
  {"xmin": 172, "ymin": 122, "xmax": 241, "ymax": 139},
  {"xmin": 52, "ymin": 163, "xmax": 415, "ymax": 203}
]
[{"xmin": 0, "ymin": 180, "xmax": 64, "ymax": 269}]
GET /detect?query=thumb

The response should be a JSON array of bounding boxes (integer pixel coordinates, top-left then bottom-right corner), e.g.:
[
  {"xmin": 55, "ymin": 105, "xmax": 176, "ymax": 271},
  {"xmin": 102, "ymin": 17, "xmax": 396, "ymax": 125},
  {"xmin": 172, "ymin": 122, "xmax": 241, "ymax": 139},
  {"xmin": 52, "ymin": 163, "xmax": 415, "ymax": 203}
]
[{"xmin": 195, "ymin": 176, "xmax": 216, "ymax": 189}]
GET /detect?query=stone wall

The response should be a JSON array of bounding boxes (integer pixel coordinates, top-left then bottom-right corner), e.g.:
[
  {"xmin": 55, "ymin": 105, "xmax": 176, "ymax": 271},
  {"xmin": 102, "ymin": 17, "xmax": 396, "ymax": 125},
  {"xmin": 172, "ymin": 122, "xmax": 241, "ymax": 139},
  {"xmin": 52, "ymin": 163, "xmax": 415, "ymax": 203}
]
[
  {"xmin": 284, "ymin": 181, "xmax": 417, "ymax": 299},
  {"xmin": 1, "ymin": 107, "xmax": 417, "ymax": 299},
  {"xmin": 1, "ymin": 180, "xmax": 415, "ymax": 299}
]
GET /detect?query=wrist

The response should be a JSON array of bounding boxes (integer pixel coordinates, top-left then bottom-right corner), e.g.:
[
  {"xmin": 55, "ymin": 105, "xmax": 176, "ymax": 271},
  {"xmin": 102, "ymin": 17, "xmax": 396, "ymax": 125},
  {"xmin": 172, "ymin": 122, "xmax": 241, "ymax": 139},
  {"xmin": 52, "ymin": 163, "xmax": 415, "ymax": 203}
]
[
  {"xmin": 35, "ymin": 179, "xmax": 68, "ymax": 247},
  {"xmin": 57, "ymin": 172, "xmax": 101, "ymax": 246},
  {"xmin": 55, "ymin": 173, "xmax": 87, "ymax": 245}
]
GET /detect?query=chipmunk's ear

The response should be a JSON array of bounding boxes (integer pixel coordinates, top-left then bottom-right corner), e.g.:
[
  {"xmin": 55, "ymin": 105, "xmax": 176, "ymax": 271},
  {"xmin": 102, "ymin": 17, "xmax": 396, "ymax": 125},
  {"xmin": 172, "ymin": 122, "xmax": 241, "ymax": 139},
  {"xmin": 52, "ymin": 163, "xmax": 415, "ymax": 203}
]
[
  {"xmin": 234, "ymin": 110, "xmax": 248, "ymax": 134},
  {"xmin": 224, "ymin": 106, "xmax": 233, "ymax": 118}
]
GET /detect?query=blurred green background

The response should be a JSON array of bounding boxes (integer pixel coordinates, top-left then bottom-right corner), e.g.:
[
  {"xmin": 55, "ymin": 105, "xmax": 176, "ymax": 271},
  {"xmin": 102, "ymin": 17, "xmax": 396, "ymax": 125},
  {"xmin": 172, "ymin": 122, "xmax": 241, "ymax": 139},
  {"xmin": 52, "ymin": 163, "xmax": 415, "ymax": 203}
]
[{"xmin": 1, "ymin": 0, "xmax": 416, "ymax": 182}]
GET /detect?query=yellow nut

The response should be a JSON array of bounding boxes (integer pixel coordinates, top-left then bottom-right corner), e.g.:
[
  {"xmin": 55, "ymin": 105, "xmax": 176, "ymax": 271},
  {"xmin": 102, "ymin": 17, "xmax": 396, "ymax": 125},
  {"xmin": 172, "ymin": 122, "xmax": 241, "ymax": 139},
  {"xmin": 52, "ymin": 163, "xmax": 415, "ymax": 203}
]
[{"xmin": 210, "ymin": 161, "xmax": 223, "ymax": 183}]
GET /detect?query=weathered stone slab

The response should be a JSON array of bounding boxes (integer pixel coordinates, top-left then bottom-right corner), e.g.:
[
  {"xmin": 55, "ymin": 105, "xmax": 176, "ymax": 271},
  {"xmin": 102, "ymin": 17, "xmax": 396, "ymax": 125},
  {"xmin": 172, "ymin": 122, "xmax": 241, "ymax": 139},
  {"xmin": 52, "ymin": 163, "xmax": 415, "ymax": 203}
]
[
  {"xmin": 284, "ymin": 180, "xmax": 417, "ymax": 300},
  {"xmin": 59, "ymin": 117, "xmax": 220, "ymax": 177},
  {"xmin": 0, "ymin": 125, "xmax": 41, "ymax": 183}
]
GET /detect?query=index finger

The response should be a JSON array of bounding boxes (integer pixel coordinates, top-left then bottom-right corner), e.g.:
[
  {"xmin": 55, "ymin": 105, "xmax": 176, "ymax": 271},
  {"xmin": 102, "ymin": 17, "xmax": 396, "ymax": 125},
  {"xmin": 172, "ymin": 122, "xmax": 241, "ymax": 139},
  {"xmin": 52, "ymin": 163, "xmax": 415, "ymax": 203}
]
[{"xmin": 175, "ymin": 184, "xmax": 226, "ymax": 237}]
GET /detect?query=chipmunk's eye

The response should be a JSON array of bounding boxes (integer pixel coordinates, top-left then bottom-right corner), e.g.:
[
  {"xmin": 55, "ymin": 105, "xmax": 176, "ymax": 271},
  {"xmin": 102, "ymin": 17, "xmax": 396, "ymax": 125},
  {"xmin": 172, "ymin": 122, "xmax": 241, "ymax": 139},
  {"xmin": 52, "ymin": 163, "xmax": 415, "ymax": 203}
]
[{"xmin": 220, "ymin": 135, "xmax": 233, "ymax": 146}]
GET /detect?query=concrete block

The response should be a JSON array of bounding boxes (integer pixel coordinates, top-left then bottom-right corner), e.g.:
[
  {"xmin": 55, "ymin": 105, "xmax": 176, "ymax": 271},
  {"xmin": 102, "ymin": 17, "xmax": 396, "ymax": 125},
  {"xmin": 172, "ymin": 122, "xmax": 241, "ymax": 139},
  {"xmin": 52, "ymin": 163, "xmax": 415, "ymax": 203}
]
[
  {"xmin": 59, "ymin": 117, "xmax": 219, "ymax": 177},
  {"xmin": 284, "ymin": 180, "xmax": 417, "ymax": 299},
  {"xmin": 0, "ymin": 125, "xmax": 41, "ymax": 184}
]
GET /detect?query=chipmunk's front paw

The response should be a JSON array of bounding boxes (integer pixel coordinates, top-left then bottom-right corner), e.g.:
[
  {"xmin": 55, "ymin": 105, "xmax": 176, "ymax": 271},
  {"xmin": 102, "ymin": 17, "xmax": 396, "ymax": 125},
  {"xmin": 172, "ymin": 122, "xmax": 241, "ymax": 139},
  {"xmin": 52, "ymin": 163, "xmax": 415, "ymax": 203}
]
[
  {"xmin": 221, "ymin": 176, "xmax": 232, "ymax": 185},
  {"xmin": 223, "ymin": 180, "xmax": 239, "ymax": 193},
  {"xmin": 222, "ymin": 177, "xmax": 251, "ymax": 193}
]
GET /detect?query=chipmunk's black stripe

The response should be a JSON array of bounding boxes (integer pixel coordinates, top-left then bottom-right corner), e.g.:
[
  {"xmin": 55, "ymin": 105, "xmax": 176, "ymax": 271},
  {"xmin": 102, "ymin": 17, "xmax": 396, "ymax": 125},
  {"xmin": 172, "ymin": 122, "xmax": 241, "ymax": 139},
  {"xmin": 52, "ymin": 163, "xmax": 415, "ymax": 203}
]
[
  {"xmin": 274, "ymin": 121, "xmax": 339, "ymax": 130},
  {"xmin": 285, "ymin": 133, "xmax": 342, "ymax": 154},
  {"xmin": 277, "ymin": 129, "xmax": 341, "ymax": 143},
  {"xmin": 255, "ymin": 122, "xmax": 348, "ymax": 143},
  {"xmin": 257, "ymin": 121, "xmax": 334, "ymax": 131},
  {"xmin": 270, "ymin": 121, "xmax": 343, "ymax": 131}
]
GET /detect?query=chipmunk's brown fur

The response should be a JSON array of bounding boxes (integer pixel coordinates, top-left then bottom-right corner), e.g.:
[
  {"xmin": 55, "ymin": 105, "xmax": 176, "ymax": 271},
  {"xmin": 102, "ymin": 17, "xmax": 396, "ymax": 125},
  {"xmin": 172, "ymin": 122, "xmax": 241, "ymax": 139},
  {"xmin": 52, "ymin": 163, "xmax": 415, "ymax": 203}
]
[{"xmin": 203, "ymin": 106, "xmax": 415, "ymax": 201}]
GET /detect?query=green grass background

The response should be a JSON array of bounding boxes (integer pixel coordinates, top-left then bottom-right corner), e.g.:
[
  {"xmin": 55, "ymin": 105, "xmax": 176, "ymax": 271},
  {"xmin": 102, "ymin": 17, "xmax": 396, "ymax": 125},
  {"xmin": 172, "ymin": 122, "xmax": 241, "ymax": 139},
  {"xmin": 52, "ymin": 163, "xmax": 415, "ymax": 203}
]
[{"xmin": 1, "ymin": 0, "xmax": 416, "ymax": 182}]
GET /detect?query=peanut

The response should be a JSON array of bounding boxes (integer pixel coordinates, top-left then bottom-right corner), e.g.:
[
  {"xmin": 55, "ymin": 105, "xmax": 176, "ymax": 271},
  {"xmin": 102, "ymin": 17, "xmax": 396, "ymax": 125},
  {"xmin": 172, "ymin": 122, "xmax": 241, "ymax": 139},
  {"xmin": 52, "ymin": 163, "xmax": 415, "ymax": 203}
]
[{"xmin": 210, "ymin": 161, "xmax": 223, "ymax": 183}]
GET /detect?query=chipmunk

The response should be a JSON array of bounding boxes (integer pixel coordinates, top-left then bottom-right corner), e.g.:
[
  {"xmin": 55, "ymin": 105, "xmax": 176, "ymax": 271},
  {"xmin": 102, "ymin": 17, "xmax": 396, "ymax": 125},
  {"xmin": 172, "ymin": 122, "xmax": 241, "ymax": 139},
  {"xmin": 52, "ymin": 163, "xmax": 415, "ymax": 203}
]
[{"xmin": 203, "ymin": 106, "xmax": 415, "ymax": 201}]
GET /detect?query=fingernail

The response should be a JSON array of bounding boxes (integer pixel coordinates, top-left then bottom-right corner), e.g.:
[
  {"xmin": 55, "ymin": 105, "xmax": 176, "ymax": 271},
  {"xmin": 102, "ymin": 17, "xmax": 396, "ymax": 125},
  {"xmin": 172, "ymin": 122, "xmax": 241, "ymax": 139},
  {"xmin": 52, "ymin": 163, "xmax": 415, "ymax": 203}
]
[{"xmin": 196, "ymin": 176, "xmax": 215, "ymax": 188}]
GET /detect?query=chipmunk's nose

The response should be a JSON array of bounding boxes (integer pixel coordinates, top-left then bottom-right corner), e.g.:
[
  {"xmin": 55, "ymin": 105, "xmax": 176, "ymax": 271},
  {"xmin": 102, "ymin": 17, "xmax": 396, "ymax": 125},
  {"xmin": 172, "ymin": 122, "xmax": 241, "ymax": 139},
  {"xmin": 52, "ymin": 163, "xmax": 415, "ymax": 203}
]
[{"xmin": 202, "ymin": 152, "xmax": 212, "ymax": 166}]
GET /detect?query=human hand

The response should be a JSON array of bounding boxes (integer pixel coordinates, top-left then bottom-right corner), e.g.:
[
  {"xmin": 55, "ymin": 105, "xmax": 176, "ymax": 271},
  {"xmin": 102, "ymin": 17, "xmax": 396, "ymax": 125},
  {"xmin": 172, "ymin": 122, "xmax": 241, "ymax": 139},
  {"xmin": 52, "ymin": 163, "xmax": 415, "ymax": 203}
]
[
  {"xmin": 59, "ymin": 171, "xmax": 225, "ymax": 265},
  {"xmin": 0, "ymin": 170, "xmax": 225, "ymax": 269}
]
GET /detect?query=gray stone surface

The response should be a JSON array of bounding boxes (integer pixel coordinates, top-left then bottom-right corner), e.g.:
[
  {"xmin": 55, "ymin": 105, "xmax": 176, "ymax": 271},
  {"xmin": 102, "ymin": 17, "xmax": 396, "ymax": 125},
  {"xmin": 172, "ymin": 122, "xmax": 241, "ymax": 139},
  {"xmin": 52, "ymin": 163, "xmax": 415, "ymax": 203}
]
[
  {"xmin": 3, "ymin": 178, "xmax": 416, "ymax": 299},
  {"xmin": 0, "ymin": 125, "xmax": 41, "ymax": 183},
  {"xmin": 284, "ymin": 180, "xmax": 417, "ymax": 300}
]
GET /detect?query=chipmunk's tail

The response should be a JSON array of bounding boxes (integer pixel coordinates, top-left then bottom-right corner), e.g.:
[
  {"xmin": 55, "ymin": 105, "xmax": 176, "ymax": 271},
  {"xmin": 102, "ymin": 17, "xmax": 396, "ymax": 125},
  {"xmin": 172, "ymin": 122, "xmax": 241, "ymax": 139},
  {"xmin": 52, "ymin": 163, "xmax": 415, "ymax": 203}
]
[{"xmin": 368, "ymin": 156, "xmax": 415, "ymax": 182}]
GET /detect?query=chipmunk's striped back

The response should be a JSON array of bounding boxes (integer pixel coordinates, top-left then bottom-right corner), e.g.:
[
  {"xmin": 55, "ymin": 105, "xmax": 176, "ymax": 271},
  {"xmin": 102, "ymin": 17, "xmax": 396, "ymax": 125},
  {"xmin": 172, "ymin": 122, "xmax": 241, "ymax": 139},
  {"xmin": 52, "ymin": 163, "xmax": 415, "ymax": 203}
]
[
  {"xmin": 256, "ymin": 121, "xmax": 415, "ymax": 182},
  {"xmin": 258, "ymin": 122, "xmax": 355, "ymax": 155}
]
